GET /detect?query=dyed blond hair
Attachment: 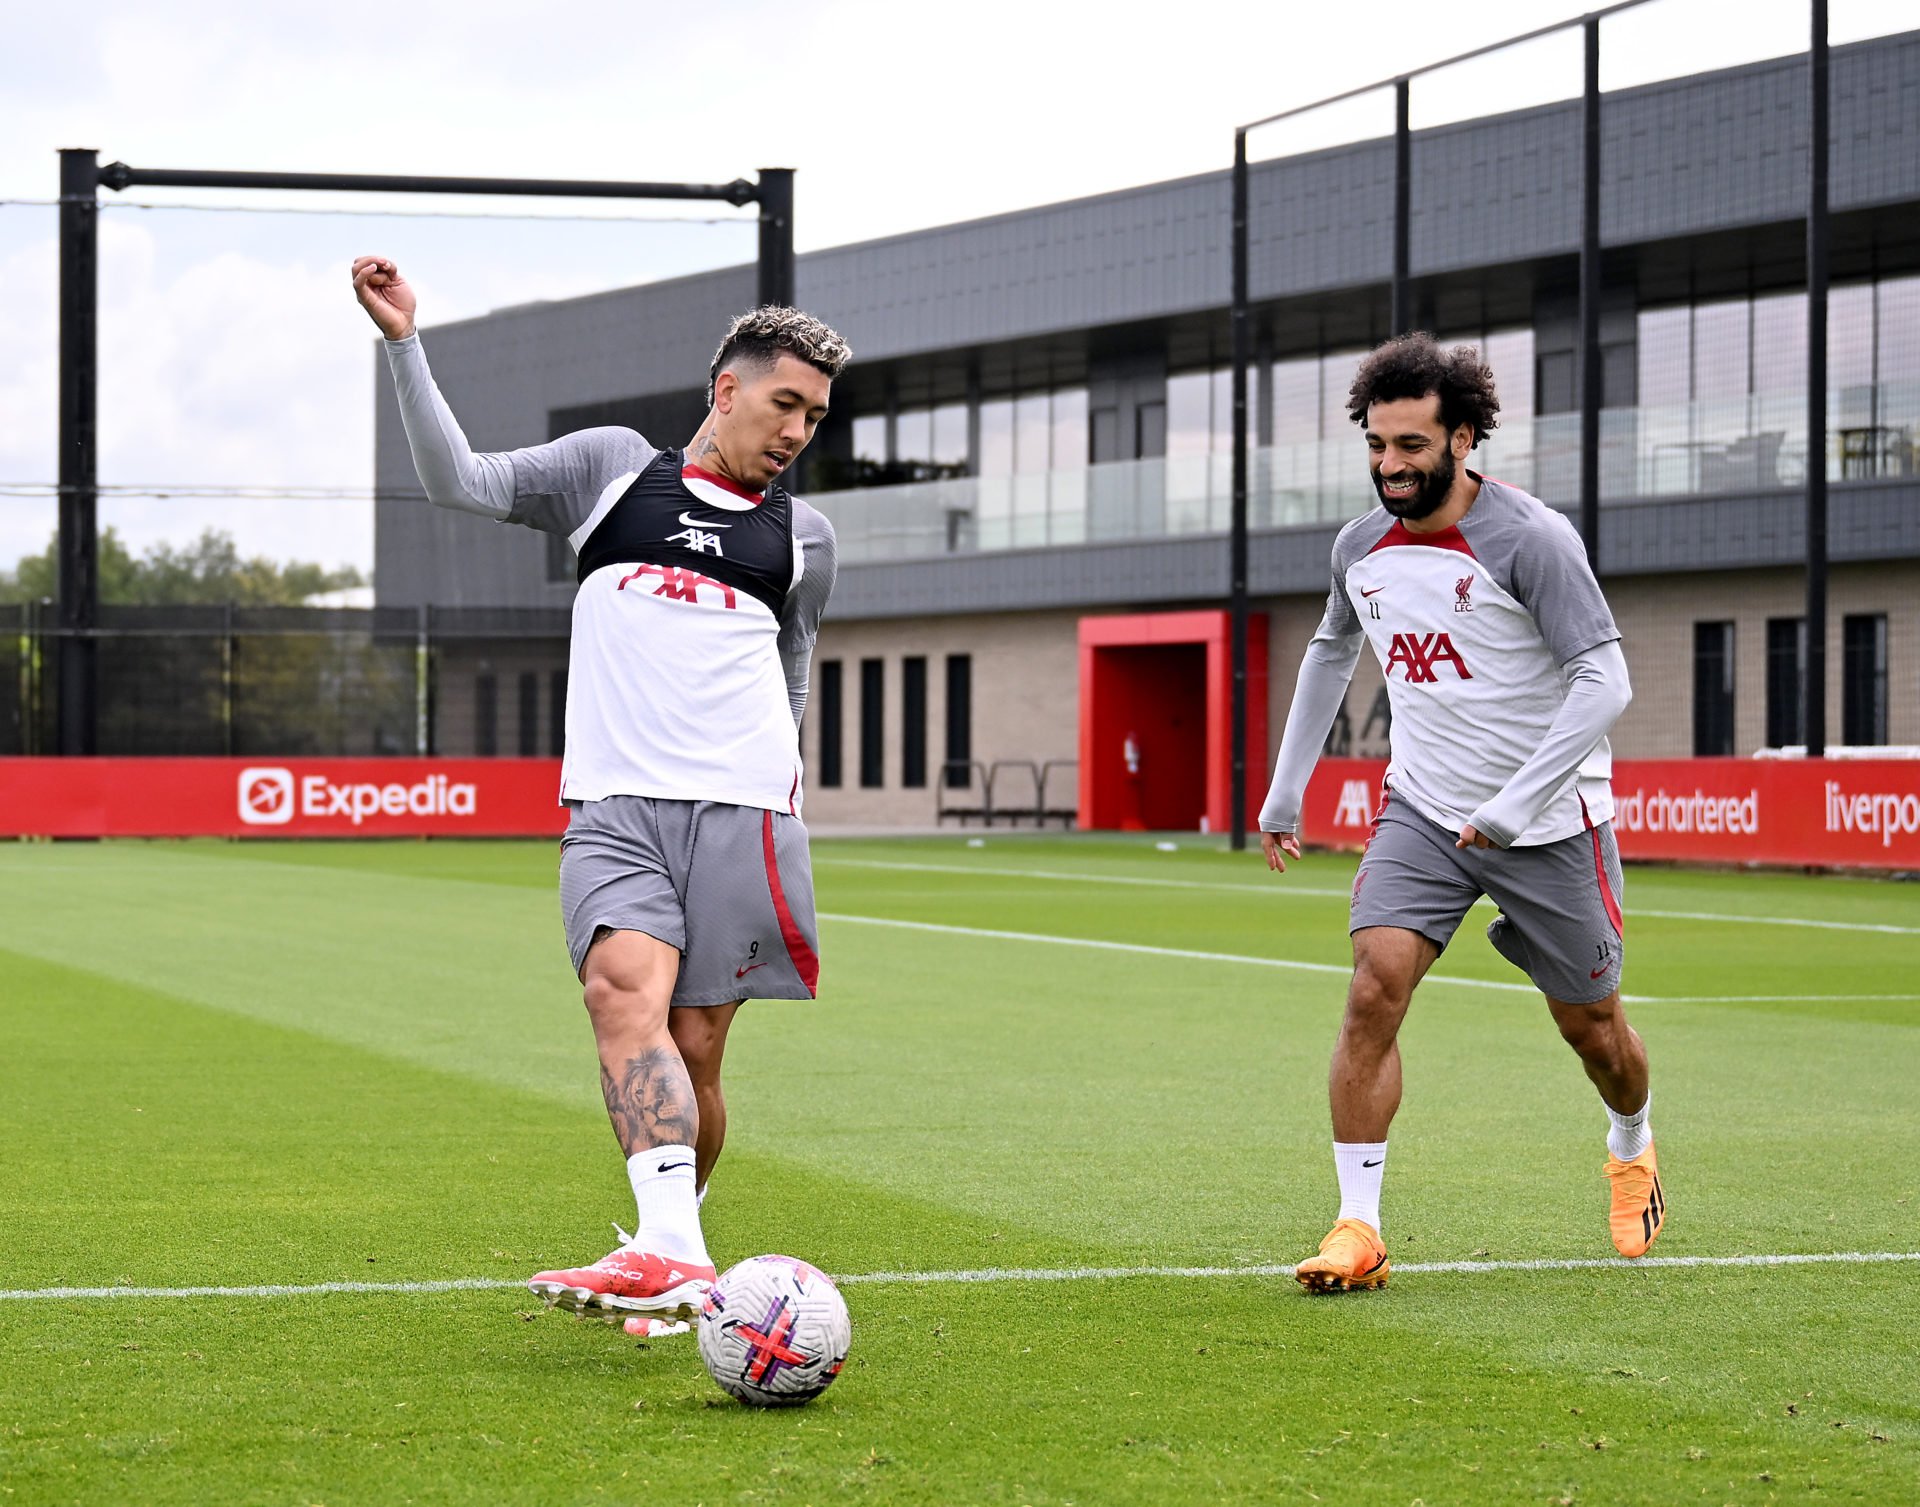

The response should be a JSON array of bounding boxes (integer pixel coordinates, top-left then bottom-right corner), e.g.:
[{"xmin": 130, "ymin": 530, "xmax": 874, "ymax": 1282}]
[{"xmin": 707, "ymin": 305, "xmax": 852, "ymax": 404}]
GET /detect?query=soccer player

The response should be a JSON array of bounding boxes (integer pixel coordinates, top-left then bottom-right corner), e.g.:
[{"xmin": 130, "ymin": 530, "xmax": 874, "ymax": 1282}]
[
  {"xmin": 351, "ymin": 255, "xmax": 848, "ymax": 1327},
  {"xmin": 1258, "ymin": 333, "xmax": 1662, "ymax": 1293}
]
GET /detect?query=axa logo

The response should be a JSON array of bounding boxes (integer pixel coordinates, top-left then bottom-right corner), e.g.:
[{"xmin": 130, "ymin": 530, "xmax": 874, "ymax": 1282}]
[
  {"xmin": 237, "ymin": 766, "xmax": 477, "ymax": 827},
  {"xmin": 1454, "ymin": 575, "xmax": 1474, "ymax": 612},
  {"xmin": 666, "ymin": 525, "xmax": 725, "ymax": 557},
  {"xmin": 617, "ymin": 562, "xmax": 738, "ymax": 609},
  {"xmin": 1385, "ymin": 631, "xmax": 1473, "ymax": 683}
]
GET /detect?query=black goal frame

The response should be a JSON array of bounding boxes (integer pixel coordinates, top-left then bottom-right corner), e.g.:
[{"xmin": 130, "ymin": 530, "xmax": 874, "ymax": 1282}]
[{"xmin": 53, "ymin": 151, "xmax": 795, "ymax": 754}]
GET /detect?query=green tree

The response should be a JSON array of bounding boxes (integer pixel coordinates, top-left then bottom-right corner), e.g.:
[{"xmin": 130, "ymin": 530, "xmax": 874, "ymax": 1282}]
[{"xmin": 0, "ymin": 528, "xmax": 365, "ymax": 605}]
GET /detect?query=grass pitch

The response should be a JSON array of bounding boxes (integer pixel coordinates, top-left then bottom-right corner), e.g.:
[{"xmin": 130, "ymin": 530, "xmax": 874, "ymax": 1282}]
[{"xmin": 1, "ymin": 834, "xmax": 1916, "ymax": 1505}]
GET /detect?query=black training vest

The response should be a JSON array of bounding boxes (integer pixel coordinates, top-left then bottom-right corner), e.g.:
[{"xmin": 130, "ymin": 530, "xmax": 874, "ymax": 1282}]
[{"xmin": 575, "ymin": 447, "xmax": 795, "ymax": 617}]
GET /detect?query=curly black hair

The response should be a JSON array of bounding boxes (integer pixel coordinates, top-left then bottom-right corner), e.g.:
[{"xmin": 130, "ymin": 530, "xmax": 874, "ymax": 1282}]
[{"xmin": 1346, "ymin": 332, "xmax": 1501, "ymax": 447}]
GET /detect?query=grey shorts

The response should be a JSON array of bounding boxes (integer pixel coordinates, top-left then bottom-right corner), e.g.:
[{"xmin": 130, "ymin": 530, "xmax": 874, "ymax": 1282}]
[
  {"xmin": 558, "ymin": 796, "xmax": 820, "ymax": 1006},
  {"xmin": 1350, "ymin": 791, "xmax": 1625, "ymax": 1004}
]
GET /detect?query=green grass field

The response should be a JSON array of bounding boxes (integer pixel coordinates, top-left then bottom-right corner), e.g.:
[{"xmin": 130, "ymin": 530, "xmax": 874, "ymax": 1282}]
[{"xmin": 2, "ymin": 834, "xmax": 1916, "ymax": 1505}]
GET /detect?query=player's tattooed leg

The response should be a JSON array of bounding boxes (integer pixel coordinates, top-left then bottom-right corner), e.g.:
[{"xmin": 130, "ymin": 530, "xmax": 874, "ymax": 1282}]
[{"xmin": 599, "ymin": 1047, "xmax": 698, "ymax": 1153}]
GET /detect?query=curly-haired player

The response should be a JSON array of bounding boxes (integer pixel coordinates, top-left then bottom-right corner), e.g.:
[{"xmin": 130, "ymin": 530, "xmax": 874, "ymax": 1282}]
[
  {"xmin": 352, "ymin": 256, "xmax": 850, "ymax": 1330},
  {"xmin": 1258, "ymin": 332, "xmax": 1662, "ymax": 1292}
]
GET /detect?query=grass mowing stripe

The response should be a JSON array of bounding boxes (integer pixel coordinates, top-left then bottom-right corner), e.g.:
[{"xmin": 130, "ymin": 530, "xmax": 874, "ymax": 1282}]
[
  {"xmin": 819, "ymin": 856, "xmax": 1920, "ymax": 935},
  {"xmin": 9, "ymin": 1249, "xmax": 1918, "ymax": 1302}
]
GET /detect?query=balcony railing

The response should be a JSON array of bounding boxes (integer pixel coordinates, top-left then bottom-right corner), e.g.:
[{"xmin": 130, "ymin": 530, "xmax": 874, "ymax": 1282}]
[{"xmin": 816, "ymin": 382, "xmax": 1919, "ymax": 565}]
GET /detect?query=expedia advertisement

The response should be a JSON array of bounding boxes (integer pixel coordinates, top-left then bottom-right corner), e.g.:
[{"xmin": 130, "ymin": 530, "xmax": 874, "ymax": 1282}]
[{"xmin": 1, "ymin": 759, "xmax": 570, "ymax": 839}]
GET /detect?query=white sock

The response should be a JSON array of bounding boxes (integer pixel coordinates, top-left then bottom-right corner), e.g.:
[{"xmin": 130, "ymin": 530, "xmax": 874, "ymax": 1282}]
[
  {"xmin": 1333, "ymin": 1140, "xmax": 1388, "ymax": 1232},
  {"xmin": 625, "ymin": 1147, "xmax": 711, "ymax": 1266},
  {"xmin": 1606, "ymin": 1093, "xmax": 1653, "ymax": 1161}
]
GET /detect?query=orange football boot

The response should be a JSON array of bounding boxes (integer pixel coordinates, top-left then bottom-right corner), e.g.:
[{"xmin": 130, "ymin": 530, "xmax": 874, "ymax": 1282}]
[
  {"xmin": 1295, "ymin": 1217, "xmax": 1390, "ymax": 1293},
  {"xmin": 1603, "ymin": 1142, "xmax": 1666, "ymax": 1257}
]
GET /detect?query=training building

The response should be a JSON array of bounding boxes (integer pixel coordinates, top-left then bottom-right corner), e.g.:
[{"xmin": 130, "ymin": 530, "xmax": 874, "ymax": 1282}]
[{"xmin": 373, "ymin": 31, "xmax": 1920, "ymax": 829}]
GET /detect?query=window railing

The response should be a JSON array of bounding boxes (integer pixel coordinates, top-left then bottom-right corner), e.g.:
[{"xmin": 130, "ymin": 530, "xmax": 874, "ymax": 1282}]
[{"xmin": 815, "ymin": 382, "xmax": 1920, "ymax": 564}]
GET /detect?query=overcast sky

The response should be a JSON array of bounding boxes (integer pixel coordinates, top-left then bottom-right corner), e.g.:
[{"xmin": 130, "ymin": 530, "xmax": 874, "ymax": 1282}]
[{"xmin": 0, "ymin": 0, "xmax": 1907, "ymax": 582}]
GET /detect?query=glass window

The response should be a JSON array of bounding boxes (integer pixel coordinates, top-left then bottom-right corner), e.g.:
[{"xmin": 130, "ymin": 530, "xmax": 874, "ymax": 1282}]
[
  {"xmin": 1831, "ymin": 282, "xmax": 1876, "ymax": 394},
  {"xmin": 1166, "ymin": 370, "xmax": 1214, "ymax": 457},
  {"xmin": 1485, "ymin": 328, "xmax": 1535, "ymax": 417},
  {"xmin": 1751, "ymin": 291, "xmax": 1807, "ymax": 397},
  {"xmin": 931, "ymin": 403, "xmax": 970, "ymax": 468},
  {"xmin": 978, "ymin": 400, "xmax": 1014, "ymax": 477},
  {"xmin": 1692, "ymin": 300, "xmax": 1750, "ymax": 402},
  {"xmin": 1878, "ymin": 275, "xmax": 1920, "ymax": 385},
  {"xmin": 474, "ymin": 673, "xmax": 497, "ymax": 758},
  {"xmin": 944, "ymin": 654, "xmax": 972, "ymax": 788},
  {"xmin": 816, "ymin": 660, "xmax": 843, "ymax": 787},
  {"xmin": 1322, "ymin": 349, "xmax": 1366, "ymax": 438},
  {"xmin": 1271, "ymin": 357, "xmax": 1320, "ymax": 444},
  {"xmin": 895, "ymin": 407, "xmax": 932, "ymax": 465},
  {"xmin": 1692, "ymin": 621, "xmax": 1736, "ymax": 756},
  {"xmin": 1637, "ymin": 306, "xmax": 1691, "ymax": 408},
  {"xmin": 1051, "ymin": 388, "xmax": 1088, "ymax": 471},
  {"xmin": 859, "ymin": 658, "xmax": 884, "ymax": 788},
  {"xmin": 1842, "ymin": 614, "xmax": 1888, "ymax": 747},
  {"xmin": 902, "ymin": 656, "xmax": 927, "ymax": 788},
  {"xmin": 1210, "ymin": 367, "xmax": 1235, "ymax": 453},
  {"xmin": 1765, "ymin": 618, "xmax": 1805, "ymax": 749},
  {"xmin": 549, "ymin": 670, "xmax": 567, "ymax": 757},
  {"xmin": 851, "ymin": 414, "xmax": 887, "ymax": 466},
  {"xmin": 1013, "ymin": 393, "xmax": 1051, "ymax": 474},
  {"xmin": 517, "ymin": 671, "xmax": 538, "ymax": 757}
]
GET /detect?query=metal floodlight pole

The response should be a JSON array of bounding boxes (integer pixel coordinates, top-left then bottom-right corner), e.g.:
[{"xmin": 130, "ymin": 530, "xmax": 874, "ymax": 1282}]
[
  {"xmin": 1578, "ymin": 14, "xmax": 1604, "ymax": 575},
  {"xmin": 756, "ymin": 168, "xmax": 796, "ymax": 308},
  {"xmin": 1392, "ymin": 79, "xmax": 1412, "ymax": 337},
  {"xmin": 1229, "ymin": 131, "xmax": 1251, "ymax": 850},
  {"xmin": 57, "ymin": 147, "xmax": 100, "ymax": 756},
  {"xmin": 1230, "ymin": 1, "xmax": 1657, "ymax": 849},
  {"xmin": 1805, "ymin": 0, "xmax": 1829, "ymax": 757},
  {"xmin": 53, "ymin": 155, "xmax": 788, "ymax": 755}
]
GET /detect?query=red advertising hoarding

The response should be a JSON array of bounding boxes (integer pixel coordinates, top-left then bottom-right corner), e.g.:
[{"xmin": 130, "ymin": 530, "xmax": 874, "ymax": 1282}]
[
  {"xmin": 0, "ymin": 758, "xmax": 570, "ymax": 839},
  {"xmin": 1299, "ymin": 757, "xmax": 1920, "ymax": 870},
  {"xmin": 3, "ymin": 756, "xmax": 1918, "ymax": 867}
]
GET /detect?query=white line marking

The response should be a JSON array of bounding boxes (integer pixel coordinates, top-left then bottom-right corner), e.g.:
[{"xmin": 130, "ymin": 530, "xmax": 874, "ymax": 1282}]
[
  {"xmin": 818, "ymin": 857, "xmax": 1920, "ymax": 936},
  {"xmin": 818, "ymin": 911, "xmax": 1531, "ymax": 995},
  {"xmin": 1627, "ymin": 994, "xmax": 1920, "ymax": 1004},
  {"xmin": 5, "ymin": 1251, "xmax": 1914, "ymax": 1302}
]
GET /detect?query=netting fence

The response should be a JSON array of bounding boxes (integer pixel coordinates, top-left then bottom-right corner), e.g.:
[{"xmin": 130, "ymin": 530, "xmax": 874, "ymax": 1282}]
[{"xmin": 3, "ymin": 605, "xmax": 568, "ymax": 759}]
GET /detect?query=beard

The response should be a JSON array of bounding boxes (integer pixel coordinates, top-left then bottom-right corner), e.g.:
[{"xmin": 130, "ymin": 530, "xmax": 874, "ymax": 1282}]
[{"xmin": 1373, "ymin": 446, "xmax": 1455, "ymax": 520}]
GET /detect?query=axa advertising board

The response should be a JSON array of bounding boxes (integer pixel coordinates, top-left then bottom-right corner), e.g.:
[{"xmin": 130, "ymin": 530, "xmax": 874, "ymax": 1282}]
[
  {"xmin": 1303, "ymin": 757, "xmax": 1920, "ymax": 869},
  {"xmin": 0, "ymin": 759, "xmax": 569, "ymax": 838}
]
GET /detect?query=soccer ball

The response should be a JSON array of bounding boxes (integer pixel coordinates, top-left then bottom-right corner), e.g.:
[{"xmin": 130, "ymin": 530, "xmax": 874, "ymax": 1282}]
[{"xmin": 696, "ymin": 1254, "xmax": 851, "ymax": 1406}]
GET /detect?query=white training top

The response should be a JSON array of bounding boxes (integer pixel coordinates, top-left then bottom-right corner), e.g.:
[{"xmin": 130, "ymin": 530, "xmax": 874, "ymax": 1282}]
[
  {"xmin": 384, "ymin": 333, "xmax": 838, "ymax": 814},
  {"xmin": 1262, "ymin": 475, "xmax": 1629, "ymax": 847}
]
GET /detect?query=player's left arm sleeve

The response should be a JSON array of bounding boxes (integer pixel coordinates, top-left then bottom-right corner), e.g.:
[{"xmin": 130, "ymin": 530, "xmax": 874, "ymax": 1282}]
[
  {"xmin": 778, "ymin": 502, "xmax": 839, "ymax": 726},
  {"xmin": 1468, "ymin": 638, "xmax": 1632, "ymax": 847}
]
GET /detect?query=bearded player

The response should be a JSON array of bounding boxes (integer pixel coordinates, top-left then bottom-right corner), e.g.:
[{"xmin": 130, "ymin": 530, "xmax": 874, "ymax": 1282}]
[
  {"xmin": 1259, "ymin": 333, "xmax": 1662, "ymax": 1293},
  {"xmin": 352, "ymin": 256, "xmax": 848, "ymax": 1327}
]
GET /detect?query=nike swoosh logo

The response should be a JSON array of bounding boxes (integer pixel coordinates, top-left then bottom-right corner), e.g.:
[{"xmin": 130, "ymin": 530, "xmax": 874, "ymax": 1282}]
[
  {"xmin": 1361, "ymin": 1159, "xmax": 1383, "ymax": 1168},
  {"xmin": 678, "ymin": 510, "xmax": 733, "ymax": 528},
  {"xmin": 656, "ymin": 1161, "xmax": 694, "ymax": 1174},
  {"xmin": 735, "ymin": 961, "xmax": 769, "ymax": 979},
  {"xmin": 1590, "ymin": 965, "xmax": 1610, "ymax": 979},
  {"xmin": 1360, "ymin": 586, "xmax": 1385, "ymax": 597}
]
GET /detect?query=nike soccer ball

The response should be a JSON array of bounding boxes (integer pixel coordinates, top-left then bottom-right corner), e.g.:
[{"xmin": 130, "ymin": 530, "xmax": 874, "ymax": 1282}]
[{"xmin": 696, "ymin": 1254, "xmax": 851, "ymax": 1406}]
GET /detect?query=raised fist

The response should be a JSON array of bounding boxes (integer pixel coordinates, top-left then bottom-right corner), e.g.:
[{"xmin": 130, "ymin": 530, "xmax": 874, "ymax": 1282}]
[{"xmin": 350, "ymin": 255, "xmax": 417, "ymax": 340}]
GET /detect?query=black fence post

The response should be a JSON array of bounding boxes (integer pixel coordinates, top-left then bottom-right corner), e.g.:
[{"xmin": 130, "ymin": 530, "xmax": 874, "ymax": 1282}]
[
  {"xmin": 756, "ymin": 168, "xmax": 795, "ymax": 309},
  {"xmin": 1805, "ymin": 0, "xmax": 1829, "ymax": 756},
  {"xmin": 1230, "ymin": 131, "xmax": 1251, "ymax": 851},
  {"xmin": 57, "ymin": 148, "xmax": 100, "ymax": 755},
  {"xmin": 1578, "ymin": 15, "xmax": 1603, "ymax": 575},
  {"xmin": 1392, "ymin": 78, "xmax": 1411, "ymax": 337}
]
